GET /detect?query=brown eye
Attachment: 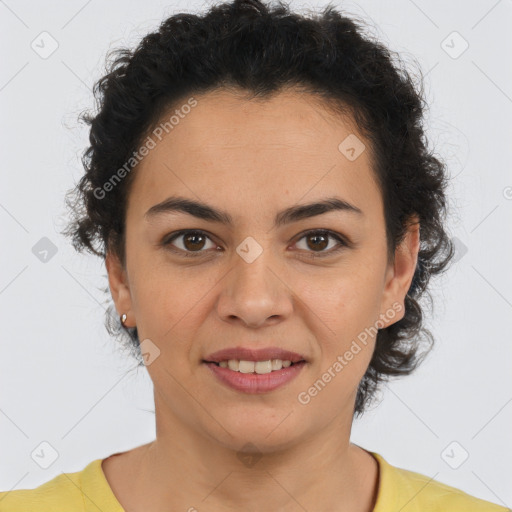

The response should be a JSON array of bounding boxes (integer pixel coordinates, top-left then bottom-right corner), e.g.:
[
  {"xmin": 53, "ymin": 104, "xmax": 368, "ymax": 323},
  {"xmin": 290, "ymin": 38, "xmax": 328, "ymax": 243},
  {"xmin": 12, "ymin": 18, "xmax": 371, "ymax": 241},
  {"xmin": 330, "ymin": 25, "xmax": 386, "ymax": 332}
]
[
  {"xmin": 294, "ymin": 230, "xmax": 347, "ymax": 258},
  {"xmin": 163, "ymin": 229, "xmax": 348, "ymax": 259},
  {"xmin": 305, "ymin": 232, "xmax": 329, "ymax": 251},
  {"xmin": 182, "ymin": 232, "xmax": 207, "ymax": 251},
  {"xmin": 164, "ymin": 230, "xmax": 217, "ymax": 256}
]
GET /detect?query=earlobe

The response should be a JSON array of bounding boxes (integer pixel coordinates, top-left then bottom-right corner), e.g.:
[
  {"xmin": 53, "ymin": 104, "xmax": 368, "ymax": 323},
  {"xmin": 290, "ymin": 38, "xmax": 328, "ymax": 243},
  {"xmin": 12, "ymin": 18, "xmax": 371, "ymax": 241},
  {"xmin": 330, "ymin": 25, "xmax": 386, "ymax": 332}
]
[{"xmin": 105, "ymin": 251, "xmax": 134, "ymax": 326}]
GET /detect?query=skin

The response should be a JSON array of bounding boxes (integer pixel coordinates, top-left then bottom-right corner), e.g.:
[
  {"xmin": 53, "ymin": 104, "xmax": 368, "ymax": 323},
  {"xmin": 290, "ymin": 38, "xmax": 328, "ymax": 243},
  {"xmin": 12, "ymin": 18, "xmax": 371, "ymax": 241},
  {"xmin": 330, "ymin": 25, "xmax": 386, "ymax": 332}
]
[{"xmin": 105, "ymin": 87, "xmax": 420, "ymax": 512}]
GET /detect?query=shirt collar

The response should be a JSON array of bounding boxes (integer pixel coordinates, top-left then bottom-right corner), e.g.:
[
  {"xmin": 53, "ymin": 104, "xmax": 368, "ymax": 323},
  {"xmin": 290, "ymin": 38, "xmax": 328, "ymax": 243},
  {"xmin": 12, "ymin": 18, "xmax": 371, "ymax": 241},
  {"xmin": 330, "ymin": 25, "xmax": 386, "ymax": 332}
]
[
  {"xmin": 81, "ymin": 450, "xmax": 406, "ymax": 512},
  {"xmin": 80, "ymin": 458, "xmax": 125, "ymax": 512}
]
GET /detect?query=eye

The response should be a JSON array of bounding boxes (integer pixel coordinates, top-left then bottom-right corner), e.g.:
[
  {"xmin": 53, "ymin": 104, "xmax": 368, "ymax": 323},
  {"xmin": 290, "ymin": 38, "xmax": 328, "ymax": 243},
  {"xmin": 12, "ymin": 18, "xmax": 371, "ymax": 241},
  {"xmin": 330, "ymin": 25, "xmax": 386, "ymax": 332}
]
[
  {"xmin": 293, "ymin": 229, "xmax": 347, "ymax": 259},
  {"xmin": 163, "ymin": 230, "xmax": 218, "ymax": 257},
  {"xmin": 162, "ymin": 229, "xmax": 348, "ymax": 259}
]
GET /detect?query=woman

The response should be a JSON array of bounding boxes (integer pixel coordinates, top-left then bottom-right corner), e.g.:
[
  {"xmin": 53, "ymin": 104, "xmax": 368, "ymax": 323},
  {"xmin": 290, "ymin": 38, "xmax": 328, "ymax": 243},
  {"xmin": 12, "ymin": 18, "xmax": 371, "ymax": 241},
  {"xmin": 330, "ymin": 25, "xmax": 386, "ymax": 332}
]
[{"xmin": 0, "ymin": 0, "xmax": 507, "ymax": 510}]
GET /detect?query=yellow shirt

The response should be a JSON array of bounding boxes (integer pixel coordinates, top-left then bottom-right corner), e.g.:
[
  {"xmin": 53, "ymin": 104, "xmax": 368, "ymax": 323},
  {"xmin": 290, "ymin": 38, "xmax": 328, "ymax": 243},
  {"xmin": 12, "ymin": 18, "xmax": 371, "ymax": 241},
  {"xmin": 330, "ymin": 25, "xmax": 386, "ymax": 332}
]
[{"xmin": 0, "ymin": 451, "xmax": 508, "ymax": 511}]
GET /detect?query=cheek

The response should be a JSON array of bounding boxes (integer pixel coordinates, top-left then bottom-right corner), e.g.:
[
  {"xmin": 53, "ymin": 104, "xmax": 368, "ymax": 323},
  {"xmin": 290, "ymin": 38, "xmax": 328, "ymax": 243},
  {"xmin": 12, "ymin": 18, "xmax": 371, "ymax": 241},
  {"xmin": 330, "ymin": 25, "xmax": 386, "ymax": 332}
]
[
  {"xmin": 126, "ymin": 248, "xmax": 211, "ymax": 339},
  {"xmin": 300, "ymin": 265, "xmax": 384, "ymax": 337},
  {"xmin": 135, "ymin": 280, "xmax": 207, "ymax": 340}
]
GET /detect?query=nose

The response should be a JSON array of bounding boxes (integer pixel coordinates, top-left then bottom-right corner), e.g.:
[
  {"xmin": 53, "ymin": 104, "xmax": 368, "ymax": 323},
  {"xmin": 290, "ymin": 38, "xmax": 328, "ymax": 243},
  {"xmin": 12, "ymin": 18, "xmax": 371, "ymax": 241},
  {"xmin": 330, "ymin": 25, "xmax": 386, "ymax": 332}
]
[{"xmin": 215, "ymin": 249, "xmax": 293, "ymax": 329}]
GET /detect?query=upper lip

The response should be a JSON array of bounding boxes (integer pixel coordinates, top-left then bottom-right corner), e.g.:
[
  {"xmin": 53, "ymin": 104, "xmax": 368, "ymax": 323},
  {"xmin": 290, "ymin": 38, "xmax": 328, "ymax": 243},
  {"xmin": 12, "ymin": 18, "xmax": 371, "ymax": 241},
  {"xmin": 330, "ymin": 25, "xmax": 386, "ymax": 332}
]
[{"xmin": 203, "ymin": 347, "xmax": 306, "ymax": 363}]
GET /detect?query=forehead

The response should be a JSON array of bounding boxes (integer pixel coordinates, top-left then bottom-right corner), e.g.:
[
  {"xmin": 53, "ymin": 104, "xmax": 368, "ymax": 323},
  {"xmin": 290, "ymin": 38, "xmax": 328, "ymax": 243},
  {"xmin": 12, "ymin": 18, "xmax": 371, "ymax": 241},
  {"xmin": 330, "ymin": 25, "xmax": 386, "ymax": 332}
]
[
  {"xmin": 127, "ymin": 88, "xmax": 382, "ymax": 225},
  {"xmin": 154, "ymin": 88, "xmax": 362, "ymax": 152}
]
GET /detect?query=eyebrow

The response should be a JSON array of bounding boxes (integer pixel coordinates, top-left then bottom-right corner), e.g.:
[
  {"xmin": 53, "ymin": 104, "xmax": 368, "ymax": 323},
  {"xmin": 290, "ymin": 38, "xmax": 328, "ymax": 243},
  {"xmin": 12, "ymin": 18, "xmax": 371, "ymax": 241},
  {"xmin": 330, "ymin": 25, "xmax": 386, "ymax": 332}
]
[{"xmin": 144, "ymin": 195, "xmax": 363, "ymax": 227}]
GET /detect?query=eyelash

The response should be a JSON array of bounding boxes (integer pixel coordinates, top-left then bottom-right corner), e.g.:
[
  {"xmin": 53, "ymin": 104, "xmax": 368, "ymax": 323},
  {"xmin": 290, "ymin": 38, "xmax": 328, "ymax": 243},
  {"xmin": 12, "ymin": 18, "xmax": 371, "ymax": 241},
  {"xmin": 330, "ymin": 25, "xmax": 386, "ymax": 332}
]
[{"xmin": 162, "ymin": 229, "xmax": 348, "ymax": 259}]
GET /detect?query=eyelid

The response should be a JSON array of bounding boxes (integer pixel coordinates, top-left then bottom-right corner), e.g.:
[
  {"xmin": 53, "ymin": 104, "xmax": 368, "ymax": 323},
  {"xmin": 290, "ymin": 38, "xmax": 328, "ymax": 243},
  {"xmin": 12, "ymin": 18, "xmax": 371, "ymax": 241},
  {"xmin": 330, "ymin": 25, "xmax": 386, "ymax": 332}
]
[
  {"xmin": 163, "ymin": 229, "xmax": 219, "ymax": 257},
  {"xmin": 291, "ymin": 229, "xmax": 349, "ymax": 258},
  {"xmin": 162, "ymin": 228, "xmax": 350, "ymax": 258}
]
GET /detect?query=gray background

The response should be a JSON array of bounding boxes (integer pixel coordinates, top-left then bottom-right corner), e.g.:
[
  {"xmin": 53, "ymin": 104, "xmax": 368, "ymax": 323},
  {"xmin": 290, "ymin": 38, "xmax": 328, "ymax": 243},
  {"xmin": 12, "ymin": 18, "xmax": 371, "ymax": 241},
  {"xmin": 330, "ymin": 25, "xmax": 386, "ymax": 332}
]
[{"xmin": 1, "ymin": 0, "xmax": 511, "ymax": 507}]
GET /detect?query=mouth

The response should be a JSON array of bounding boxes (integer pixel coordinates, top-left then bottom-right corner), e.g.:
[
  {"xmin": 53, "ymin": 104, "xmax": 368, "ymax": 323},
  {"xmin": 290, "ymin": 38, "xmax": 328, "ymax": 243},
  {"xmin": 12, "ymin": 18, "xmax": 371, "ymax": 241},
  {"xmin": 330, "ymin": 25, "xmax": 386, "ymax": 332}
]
[
  {"xmin": 201, "ymin": 346, "xmax": 308, "ymax": 393},
  {"xmin": 201, "ymin": 359, "xmax": 307, "ymax": 393},
  {"xmin": 202, "ymin": 358, "xmax": 306, "ymax": 374}
]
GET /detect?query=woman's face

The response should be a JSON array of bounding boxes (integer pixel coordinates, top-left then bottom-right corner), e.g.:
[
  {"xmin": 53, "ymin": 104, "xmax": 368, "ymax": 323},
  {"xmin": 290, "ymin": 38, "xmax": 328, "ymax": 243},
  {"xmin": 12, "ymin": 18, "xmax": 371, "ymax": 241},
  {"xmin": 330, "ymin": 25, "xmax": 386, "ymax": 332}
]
[{"xmin": 107, "ymin": 88, "xmax": 419, "ymax": 452}]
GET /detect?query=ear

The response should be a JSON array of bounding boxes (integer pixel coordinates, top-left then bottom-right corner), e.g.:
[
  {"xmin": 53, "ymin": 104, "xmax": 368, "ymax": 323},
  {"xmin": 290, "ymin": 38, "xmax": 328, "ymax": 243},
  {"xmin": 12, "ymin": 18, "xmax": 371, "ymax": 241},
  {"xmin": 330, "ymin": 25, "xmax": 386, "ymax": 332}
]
[
  {"xmin": 105, "ymin": 251, "xmax": 135, "ymax": 327},
  {"xmin": 378, "ymin": 216, "xmax": 420, "ymax": 328}
]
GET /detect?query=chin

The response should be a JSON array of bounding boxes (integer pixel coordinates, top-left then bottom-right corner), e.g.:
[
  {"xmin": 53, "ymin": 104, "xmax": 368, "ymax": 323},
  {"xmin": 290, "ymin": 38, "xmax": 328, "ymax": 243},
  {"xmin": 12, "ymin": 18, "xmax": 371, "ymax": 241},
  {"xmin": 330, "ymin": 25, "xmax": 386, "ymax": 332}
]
[{"xmin": 209, "ymin": 415, "xmax": 303, "ymax": 454}]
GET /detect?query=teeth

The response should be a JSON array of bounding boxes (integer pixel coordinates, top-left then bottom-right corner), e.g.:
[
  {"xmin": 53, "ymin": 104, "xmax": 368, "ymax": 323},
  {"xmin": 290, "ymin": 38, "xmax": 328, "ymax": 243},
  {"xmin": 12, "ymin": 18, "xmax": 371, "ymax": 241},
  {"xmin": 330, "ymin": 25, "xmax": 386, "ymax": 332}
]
[
  {"xmin": 255, "ymin": 360, "xmax": 272, "ymax": 374},
  {"xmin": 217, "ymin": 359, "xmax": 295, "ymax": 373},
  {"xmin": 271, "ymin": 359, "xmax": 282, "ymax": 371},
  {"xmin": 239, "ymin": 360, "xmax": 255, "ymax": 373},
  {"xmin": 227, "ymin": 359, "xmax": 239, "ymax": 371}
]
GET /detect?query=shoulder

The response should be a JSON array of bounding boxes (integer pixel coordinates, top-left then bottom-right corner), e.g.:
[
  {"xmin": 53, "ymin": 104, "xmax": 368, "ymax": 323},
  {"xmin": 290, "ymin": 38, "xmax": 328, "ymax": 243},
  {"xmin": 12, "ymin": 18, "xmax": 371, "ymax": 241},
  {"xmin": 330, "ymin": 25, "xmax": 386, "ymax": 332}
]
[
  {"xmin": 370, "ymin": 451, "xmax": 509, "ymax": 512},
  {"xmin": 0, "ymin": 469, "xmax": 84, "ymax": 512},
  {"xmin": 0, "ymin": 458, "xmax": 122, "ymax": 512}
]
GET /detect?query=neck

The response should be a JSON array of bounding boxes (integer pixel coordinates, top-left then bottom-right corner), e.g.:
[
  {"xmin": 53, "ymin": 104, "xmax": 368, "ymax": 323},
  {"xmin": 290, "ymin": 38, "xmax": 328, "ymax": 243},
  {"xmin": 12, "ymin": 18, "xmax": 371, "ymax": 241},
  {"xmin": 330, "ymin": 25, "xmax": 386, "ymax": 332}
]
[{"xmin": 124, "ymin": 394, "xmax": 378, "ymax": 512}]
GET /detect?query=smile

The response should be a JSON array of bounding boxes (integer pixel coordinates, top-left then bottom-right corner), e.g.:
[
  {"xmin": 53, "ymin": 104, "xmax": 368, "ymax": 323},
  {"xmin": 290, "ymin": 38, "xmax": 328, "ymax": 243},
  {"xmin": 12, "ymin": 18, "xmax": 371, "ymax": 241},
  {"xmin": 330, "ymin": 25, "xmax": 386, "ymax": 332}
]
[{"xmin": 203, "ymin": 360, "xmax": 307, "ymax": 393}]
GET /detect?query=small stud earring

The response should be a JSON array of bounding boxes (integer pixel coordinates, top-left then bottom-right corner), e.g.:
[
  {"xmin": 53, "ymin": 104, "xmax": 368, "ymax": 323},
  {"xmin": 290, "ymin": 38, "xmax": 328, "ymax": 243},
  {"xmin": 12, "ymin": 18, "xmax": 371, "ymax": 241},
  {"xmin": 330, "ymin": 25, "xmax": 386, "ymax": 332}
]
[{"xmin": 120, "ymin": 313, "xmax": 127, "ymax": 326}]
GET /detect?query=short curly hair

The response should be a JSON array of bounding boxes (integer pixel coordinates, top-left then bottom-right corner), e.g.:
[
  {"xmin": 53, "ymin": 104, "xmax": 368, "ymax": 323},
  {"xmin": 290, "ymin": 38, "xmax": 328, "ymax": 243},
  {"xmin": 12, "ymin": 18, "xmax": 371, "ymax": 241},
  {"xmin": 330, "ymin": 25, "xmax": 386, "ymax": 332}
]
[{"xmin": 62, "ymin": 0, "xmax": 455, "ymax": 417}]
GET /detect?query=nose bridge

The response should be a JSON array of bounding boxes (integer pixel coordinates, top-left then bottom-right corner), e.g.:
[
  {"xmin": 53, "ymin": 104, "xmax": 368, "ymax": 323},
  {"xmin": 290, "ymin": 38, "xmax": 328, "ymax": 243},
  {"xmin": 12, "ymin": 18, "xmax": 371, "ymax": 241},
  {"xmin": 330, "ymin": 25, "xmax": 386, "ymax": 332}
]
[
  {"xmin": 217, "ymin": 236, "xmax": 292, "ymax": 327},
  {"xmin": 232, "ymin": 237, "xmax": 279, "ymax": 300},
  {"xmin": 235, "ymin": 242, "xmax": 274, "ymax": 289}
]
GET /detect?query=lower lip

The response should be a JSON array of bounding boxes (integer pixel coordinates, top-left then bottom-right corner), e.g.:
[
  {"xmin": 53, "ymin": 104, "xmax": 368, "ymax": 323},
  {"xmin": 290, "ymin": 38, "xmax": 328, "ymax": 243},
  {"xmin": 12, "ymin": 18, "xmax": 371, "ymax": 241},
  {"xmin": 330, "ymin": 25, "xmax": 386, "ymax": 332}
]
[{"xmin": 203, "ymin": 361, "xmax": 306, "ymax": 393}]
